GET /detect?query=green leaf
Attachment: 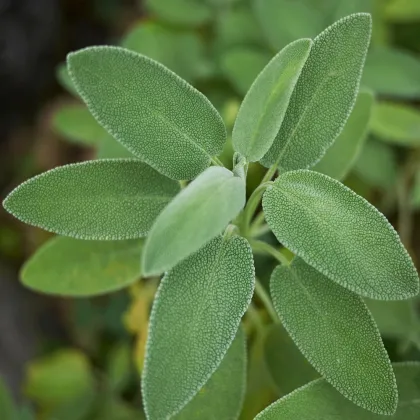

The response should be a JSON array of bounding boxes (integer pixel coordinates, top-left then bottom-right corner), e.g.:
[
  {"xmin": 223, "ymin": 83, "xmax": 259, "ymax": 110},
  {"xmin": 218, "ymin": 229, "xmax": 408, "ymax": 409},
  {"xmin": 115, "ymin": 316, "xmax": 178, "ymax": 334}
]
[
  {"xmin": 53, "ymin": 104, "xmax": 108, "ymax": 146},
  {"xmin": 362, "ymin": 48, "xmax": 420, "ymax": 99},
  {"xmin": 122, "ymin": 23, "xmax": 209, "ymax": 82},
  {"xmin": 220, "ymin": 48, "xmax": 272, "ymax": 95},
  {"xmin": 56, "ymin": 63, "xmax": 78, "ymax": 97},
  {"xmin": 0, "ymin": 376, "xmax": 16, "ymax": 420},
  {"xmin": 96, "ymin": 134, "xmax": 136, "ymax": 159},
  {"xmin": 269, "ymin": 258, "xmax": 397, "ymax": 415},
  {"xmin": 142, "ymin": 235, "xmax": 254, "ymax": 420},
  {"xmin": 21, "ymin": 236, "xmax": 143, "ymax": 296},
  {"xmin": 262, "ymin": 170, "xmax": 419, "ymax": 299},
  {"xmin": 255, "ymin": 362, "xmax": 420, "ymax": 419},
  {"xmin": 370, "ymin": 102, "xmax": 420, "ymax": 146},
  {"xmin": 314, "ymin": 90, "xmax": 373, "ymax": 180},
  {"xmin": 3, "ymin": 159, "xmax": 180, "ymax": 240},
  {"xmin": 261, "ymin": 13, "xmax": 372, "ymax": 171},
  {"xmin": 385, "ymin": 0, "xmax": 420, "ymax": 22},
  {"xmin": 142, "ymin": 166, "xmax": 245, "ymax": 276},
  {"xmin": 232, "ymin": 39, "xmax": 312, "ymax": 162},
  {"xmin": 264, "ymin": 324, "xmax": 319, "ymax": 396},
  {"xmin": 145, "ymin": 0, "xmax": 212, "ymax": 27},
  {"xmin": 68, "ymin": 46, "xmax": 226, "ymax": 180},
  {"xmin": 254, "ymin": 0, "xmax": 325, "ymax": 50},
  {"xmin": 174, "ymin": 327, "xmax": 247, "ymax": 420}
]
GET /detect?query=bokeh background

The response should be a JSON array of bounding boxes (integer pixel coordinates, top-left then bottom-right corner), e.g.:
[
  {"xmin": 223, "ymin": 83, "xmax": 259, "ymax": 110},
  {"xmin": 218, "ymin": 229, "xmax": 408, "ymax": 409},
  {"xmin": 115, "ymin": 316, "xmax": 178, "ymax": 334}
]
[{"xmin": 1, "ymin": 0, "xmax": 420, "ymax": 419}]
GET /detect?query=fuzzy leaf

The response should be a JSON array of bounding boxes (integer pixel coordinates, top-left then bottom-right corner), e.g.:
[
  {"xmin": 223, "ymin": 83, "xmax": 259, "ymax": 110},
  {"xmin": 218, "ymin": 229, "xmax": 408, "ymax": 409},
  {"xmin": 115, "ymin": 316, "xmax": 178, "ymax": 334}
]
[
  {"xmin": 262, "ymin": 170, "xmax": 419, "ymax": 299},
  {"xmin": 3, "ymin": 160, "xmax": 180, "ymax": 240},
  {"xmin": 21, "ymin": 237, "xmax": 143, "ymax": 296},
  {"xmin": 232, "ymin": 39, "xmax": 312, "ymax": 162},
  {"xmin": 314, "ymin": 90, "xmax": 373, "ymax": 180},
  {"xmin": 256, "ymin": 362, "xmax": 420, "ymax": 419},
  {"xmin": 142, "ymin": 166, "xmax": 245, "ymax": 275},
  {"xmin": 53, "ymin": 104, "xmax": 108, "ymax": 146},
  {"xmin": 370, "ymin": 102, "xmax": 420, "ymax": 146},
  {"xmin": 142, "ymin": 235, "xmax": 254, "ymax": 420},
  {"xmin": 269, "ymin": 258, "xmax": 397, "ymax": 415},
  {"xmin": 362, "ymin": 48, "xmax": 420, "ymax": 99},
  {"xmin": 68, "ymin": 46, "xmax": 226, "ymax": 180},
  {"xmin": 261, "ymin": 13, "xmax": 371, "ymax": 170},
  {"xmin": 174, "ymin": 327, "xmax": 247, "ymax": 420}
]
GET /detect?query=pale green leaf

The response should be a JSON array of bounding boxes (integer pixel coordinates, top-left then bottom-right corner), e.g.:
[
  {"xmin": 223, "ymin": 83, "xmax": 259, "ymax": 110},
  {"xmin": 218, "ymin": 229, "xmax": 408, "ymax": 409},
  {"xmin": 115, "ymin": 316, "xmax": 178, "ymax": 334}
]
[
  {"xmin": 220, "ymin": 48, "xmax": 272, "ymax": 95},
  {"xmin": 68, "ymin": 46, "xmax": 226, "ymax": 180},
  {"xmin": 370, "ymin": 102, "xmax": 420, "ymax": 146},
  {"xmin": 56, "ymin": 63, "xmax": 78, "ymax": 97},
  {"xmin": 142, "ymin": 166, "xmax": 245, "ymax": 276},
  {"xmin": 21, "ymin": 236, "xmax": 143, "ymax": 296},
  {"xmin": 314, "ymin": 90, "xmax": 373, "ymax": 180},
  {"xmin": 3, "ymin": 159, "xmax": 180, "ymax": 240},
  {"xmin": 232, "ymin": 39, "xmax": 312, "ymax": 162},
  {"xmin": 385, "ymin": 0, "xmax": 420, "ymax": 22},
  {"xmin": 269, "ymin": 258, "xmax": 397, "ymax": 415},
  {"xmin": 262, "ymin": 170, "xmax": 419, "ymax": 299},
  {"xmin": 253, "ymin": 0, "xmax": 325, "ymax": 50},
  {"xmin": 96, "ymin": 135, "xmax": 135, "ymax": 159},
  {"xmin": 174, "ymin": 327, "xmax": 247, "ymax": 420},
  {"xmin": 255, "ymin": 362, "xmax": 420, "ymax": 419},
  {"xmin": 53, "ymin": 104, "xmax": 108, "ymax": 146},
  {"xmin": 145, "ymin": 0, "xmax": 212, "ymax": 26},
  {"xmin": 0, "ymin": 376, "xmax": 16, "ymax": 420},
  {"xmin": 362, "ymin": 48, "xmax": 420, "ymax": 99},
  {"xmin": 142, "ymin": 235, "xmax": 254, "ymax": 420},
  {"xmin": 264, "ymin": 324, "xmax": 319, "ymax": 396},
  {"xmin": 262, "ymin": 14, "xmax": 371, "ymax": 170}
]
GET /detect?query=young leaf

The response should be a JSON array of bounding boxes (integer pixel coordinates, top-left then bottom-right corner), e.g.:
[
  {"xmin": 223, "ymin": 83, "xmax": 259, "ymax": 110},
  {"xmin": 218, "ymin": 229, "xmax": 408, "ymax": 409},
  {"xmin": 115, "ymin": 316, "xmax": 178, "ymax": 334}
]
[
  {"xmin": 21, "ymin": 237, "xmax": 143, "ymax": 296},
  {"xmin": 256, "ymin": 362, "xmax": 420, "ymax": 419},
  {"xmin": 0, "ymin": 376, "xmax": 16, "ymax": 420},
  {"xmin": 142, "ymin": 166, "xmax": 245, "ymax": 276},
  {"xmin": 53, "ymin": 104, "xmax": 108, "ymax": 146},
  {"xmin": 314, "ymin": 90, "xmax": 373, "ymax": 180},
  {"xmin": 262, "ymin": 170, "xmax": 419, "ymax": 300},
  {"xmin": 261, "ymin": 13, "xmax": 372, "ymax": 171},
  {"xmin": 270, "ymin": 258, "xmax": 397, "ymax": 415},
  {"xmin": 68, "ymin": 46, "xmax": 226, "ymax": 180},
  {"xmin": 142, "ymin": 235, "xmax": 254, "ymax": 420},
  {"xmin": 174, "ymin": 327, "xmax": 247, "ymax": 420},
  {"xmin": 232, "ymin": 39, "xmax": 312, "ymax": 162},
  {"xmin": 3, "ymin": 160, "xmax": 180, "ymax": 240},
  {"xmin": 370, "ymin": 102, "xmax": 420, "ymax": 146}
]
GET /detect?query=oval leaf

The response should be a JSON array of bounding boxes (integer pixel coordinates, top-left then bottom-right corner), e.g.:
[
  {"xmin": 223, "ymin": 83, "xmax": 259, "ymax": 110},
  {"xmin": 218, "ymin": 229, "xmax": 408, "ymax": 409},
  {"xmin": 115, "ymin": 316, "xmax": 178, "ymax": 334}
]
[
  {"xmin": 21, "ymin": 237, "xmax": 143, "ymax": 296},
  {"xmin": 232, "ymin": 38, "xmax": 312, "ymax": 162},
  {"xmin": 256, "ymin": 362, "xmax": 420, "ymax": 419},
  {"xmin": 314, "ymin": 90, "xmax": 373, "ymax": 180},
  {"xmin": 142, "ymin": 235, "xmax": 255, "ymax": 420},
  {"xmin": 142, "ymin": 166, "xmax": 246, "ymax": 276},
  {"xmin": 174, "ymin": 327, "xmax": 247, "ymax": 420},
  {"xmin": 270, "ymin": 258, "xmax": 397, "ymax": 415},
  {"xmin": 3, "ymin": 159, "xmax": 180, "ymax": 240},
  {"xmin": 261, "ymin": 13, "xmax": 372, "ymax": 171},
  {"xmin": 262, "ymin": 170, "xmax": 419, "ymax": 299},
  {"xmin": 68, "ymin": 46, "xmax": 226, "ymax": 180}
]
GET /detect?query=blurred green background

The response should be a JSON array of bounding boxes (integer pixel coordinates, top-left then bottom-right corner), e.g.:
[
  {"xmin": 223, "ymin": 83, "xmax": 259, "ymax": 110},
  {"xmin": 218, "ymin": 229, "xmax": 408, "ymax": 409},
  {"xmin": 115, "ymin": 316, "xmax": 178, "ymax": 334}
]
[{"xmin": 1, "ymin": 0, "xmax": 420, "ymax": 419}]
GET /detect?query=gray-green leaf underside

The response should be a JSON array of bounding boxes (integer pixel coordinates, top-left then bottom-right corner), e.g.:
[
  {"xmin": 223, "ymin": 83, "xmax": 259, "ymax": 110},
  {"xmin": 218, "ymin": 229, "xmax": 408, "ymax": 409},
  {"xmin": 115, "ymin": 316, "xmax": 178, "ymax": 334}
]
[{"xmin": 142, "ymin": 235, "xmax": 254, "ymax": 420}]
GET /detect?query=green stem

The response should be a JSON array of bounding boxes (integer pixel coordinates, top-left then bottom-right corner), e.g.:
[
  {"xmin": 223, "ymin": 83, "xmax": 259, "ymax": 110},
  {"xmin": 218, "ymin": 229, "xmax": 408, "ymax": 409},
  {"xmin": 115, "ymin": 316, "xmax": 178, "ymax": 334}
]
[
  {"xmin": 247, "ymin": 302, "xmax": 265, "ymax": 332},
  {"xmin": 211, "ymin": 156, "xmax": 225, "ymax": 167},
  {"xmin": 250, "ymin": 239, "xmax": 290, "ymax": 266},
  {"xmin": 260, "ymin": 158, "xmax": 281, "ymax": 184},
  {"xmin": 255, "ymin": 277, "xmax": 278, "ymax": 323},
  {"xmin": 242, "ymin": 182, "xmax": 272, "ymax": 236}
]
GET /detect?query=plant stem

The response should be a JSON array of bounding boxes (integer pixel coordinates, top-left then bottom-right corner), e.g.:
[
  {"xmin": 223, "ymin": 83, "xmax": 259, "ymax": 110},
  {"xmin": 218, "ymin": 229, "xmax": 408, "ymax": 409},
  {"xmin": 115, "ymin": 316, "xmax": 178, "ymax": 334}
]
[
  {"xmin": 247, "ymin": 301, "xmax": 265, "ymax": 332},
  {"xmin": 250, "ymin": 239, "xmax": 290, "ymax": 266},
  {"xmin": 211, "ymin": 156, "xmax": 225, "ymax": 167},
  {"xmin": 255, "ymin": 277, "xmax": 278, "ymax": 323},
  {"xmin": 242, "ymin": 182, "xmax": 272, "ymax": 236}
]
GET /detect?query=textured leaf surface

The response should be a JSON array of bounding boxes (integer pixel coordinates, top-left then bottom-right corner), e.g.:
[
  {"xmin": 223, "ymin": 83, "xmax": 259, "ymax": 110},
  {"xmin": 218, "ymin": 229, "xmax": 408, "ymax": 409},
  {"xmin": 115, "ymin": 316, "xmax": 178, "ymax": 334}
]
[
  {"xmin": 256, "ymin": 362, "xmax": 420, "ymax": 419},
  {"xmin": 21, "ymin": 237, "xmax": 143, "ymax": 296},
  {"xmin": 142, "ymin": 166, "xmax": 245, "ymax": 275},
  {"xmin": 232, "ymin": 39, "xmax": 312, "ymax": 162},
  {"xmin": 263, "ymin": 170, "xmax": 419, "ymax": 299},
  {"xmin": 264, "ymin": 324, "xmax": 319, "ymax": 396},
  {"xmin": 174, "ymin": 327, "xmax": 247, "ymax": 420},
  {"xmin": 142, "ymin": 236, "xmax": 254, "ymax": 420},
  {"xmin": 68, "ymin": 46, "xmax": 226, "ymax": 180},
  {"xmin": 262, "ymin": 13, "xmax": 371, "ymax": 170},
  {"xmin": 362, "ymin": 48, "xmax": 420, "ymax": 99},
  {"xmin": 3, "ymin": 160, "xmax": 180, "ymax": 240},
  {"xmin": 0, "ymin": 376, "xmax": 16, "ymax": 420},
  {"xmin": 269, "ymin": 258, "xmax": 397, "ymax": 415},
  {"xmin": 53, "ymin": 104, "xmax": 108, "ymax": 146},
  {"xmin": 370, "ymin": 102, "xmax": 420, "ymax": 146},
  {"xmin": 314, "ymin": 90, "xmax": 373, "ymax": 180}
]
